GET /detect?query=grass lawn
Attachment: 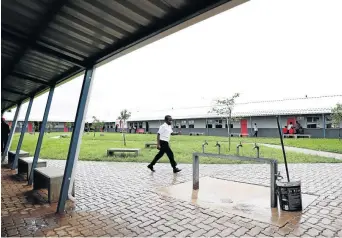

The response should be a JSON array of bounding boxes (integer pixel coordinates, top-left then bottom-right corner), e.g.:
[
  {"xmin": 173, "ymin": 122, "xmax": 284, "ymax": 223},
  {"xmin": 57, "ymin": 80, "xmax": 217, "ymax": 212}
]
[
  {"xmin": 9, "ymin": 132, "xmax": 341, "ymax": 164},
  {"xmin": 236, "ymin": 137, "xmax": 342, "ymax": 154}
]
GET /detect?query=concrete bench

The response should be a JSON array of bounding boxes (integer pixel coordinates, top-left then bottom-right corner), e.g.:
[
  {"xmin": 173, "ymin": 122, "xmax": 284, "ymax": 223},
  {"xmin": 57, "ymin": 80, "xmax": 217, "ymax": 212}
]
[
  {"xmin": 145, "ymin": 142, "xmax": 157, "ymax": 148},
  {"xmin": 230, "ymin": 133, "xmax": 249, "ymax": 137},
  {"xmin": 33, "ymin": 167, "xmax": 75, "ymax": 203},
  {"xmin": 283, "ymin": 134, "xmax": 311, "ymax": 139},
  {"xmin": 8, "ymin": 150, "xmax": 29, "ymax": 168},
  {"xmin": 18, "ymin": 157, "xmax": 47, "ymax": 180},
  {"xmin": 107, "ymin": 148, "xmax": 140, "ymax": 157},
  {"xmin": 189, "ymin": 132, "xmax": 204, "ymax": 136}
]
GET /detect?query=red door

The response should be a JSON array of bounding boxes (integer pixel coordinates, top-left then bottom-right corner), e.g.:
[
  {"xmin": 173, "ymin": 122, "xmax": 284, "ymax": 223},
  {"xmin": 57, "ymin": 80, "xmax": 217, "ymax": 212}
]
[
  {"xmin": 240, "ymin": 119, "xmax": 248, "ymax": 135},
  {"xmin": 287, "ymin": 117, "xmax": 296, "ymax": 127},
  {"xmin": 64, "ymin": 123, "xmax": 68, "ymax": 132},
  {"xmin": 27, "ymin": 122, "xmax": 33, "ymax": 132}
]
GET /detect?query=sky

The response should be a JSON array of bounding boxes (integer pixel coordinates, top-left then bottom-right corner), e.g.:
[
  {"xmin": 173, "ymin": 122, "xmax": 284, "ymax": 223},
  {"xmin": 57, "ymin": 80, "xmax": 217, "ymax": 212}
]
[{"xmin": 3, "ymin": 0, "xmax": 342, "ymax": 122}]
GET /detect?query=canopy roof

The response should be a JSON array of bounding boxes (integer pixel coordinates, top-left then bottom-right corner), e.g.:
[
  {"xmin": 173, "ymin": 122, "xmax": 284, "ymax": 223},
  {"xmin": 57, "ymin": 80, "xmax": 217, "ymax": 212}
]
[{"xmin": 1, "ymin": 0, "xmax": 248, "ymax": 111}]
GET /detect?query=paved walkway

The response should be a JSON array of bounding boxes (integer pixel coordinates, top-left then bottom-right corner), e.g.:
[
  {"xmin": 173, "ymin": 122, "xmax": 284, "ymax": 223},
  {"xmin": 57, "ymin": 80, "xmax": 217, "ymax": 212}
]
[
  {"xmin": 259, "ymin": 144, "xmax": 342, "ymax": 160},
  {"xmin": 2, "ymin": 161, "xmax": 342, "ymax": 237}
]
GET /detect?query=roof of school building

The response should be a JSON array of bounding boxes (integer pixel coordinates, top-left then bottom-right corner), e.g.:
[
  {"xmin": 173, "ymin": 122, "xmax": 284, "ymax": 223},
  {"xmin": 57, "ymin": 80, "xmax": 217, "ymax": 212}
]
[
  {"xmin": 3, "ymin": 95, "xmax": 341, "ymax": 123},
  {"xmin": 128, "ymin": 95, "xmax": 342, "ymax": 121}
]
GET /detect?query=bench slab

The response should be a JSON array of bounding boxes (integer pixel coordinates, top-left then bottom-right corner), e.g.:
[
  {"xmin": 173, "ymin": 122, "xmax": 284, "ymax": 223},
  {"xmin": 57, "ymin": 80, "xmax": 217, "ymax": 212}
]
[
  {"xmin": 107, "ymin": 148, "xmax": 140, "ymax": 156},
  {"xmin": 189, "ymin": 132, "xmax": 204, "ymax": 136},
  {"xmin": 33, "ymin": 167, "xmax": 75, "ymax": 203},
  {"xmin": 18, "ymin": 157, "xmax": 47, "ymax": 180},
  {"xmin": 145, "ymin": 143, "xmax": 157, "ymax": 148},
  {"xmin": 8, "ymin": 150, "xmax": 30, "ymax": 168}
]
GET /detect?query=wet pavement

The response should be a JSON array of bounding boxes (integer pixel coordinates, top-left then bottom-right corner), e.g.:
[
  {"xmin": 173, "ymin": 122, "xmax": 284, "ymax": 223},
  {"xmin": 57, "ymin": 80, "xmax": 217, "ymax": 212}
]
[{"xmin": 2, "ymin": 160, "xmax": 342, "ymax": 237}]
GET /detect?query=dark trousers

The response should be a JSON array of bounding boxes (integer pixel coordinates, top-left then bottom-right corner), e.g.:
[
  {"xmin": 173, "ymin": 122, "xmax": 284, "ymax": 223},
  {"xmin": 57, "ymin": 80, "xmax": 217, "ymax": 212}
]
[
  {"xmin": 254, "ymin": 131, "xmax": 258, "ymax": 137},
  {"xmin": 1, "ymin": 135, "xmax": 8, "ymax": 153},
  {"xmin": 150, "ymin": 140, "xmax": 177, "ymax": 168}
]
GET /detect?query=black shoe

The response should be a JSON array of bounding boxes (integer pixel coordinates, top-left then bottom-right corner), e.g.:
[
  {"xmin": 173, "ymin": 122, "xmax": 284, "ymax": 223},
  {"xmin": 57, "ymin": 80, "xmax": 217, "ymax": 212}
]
[
  {"xmin": 147, "ymin": 164, "xmax": 155, "ymax": 172},
  {"xmin": 173, "ymin": 167, "xmax": 181, "ymax": 173}
]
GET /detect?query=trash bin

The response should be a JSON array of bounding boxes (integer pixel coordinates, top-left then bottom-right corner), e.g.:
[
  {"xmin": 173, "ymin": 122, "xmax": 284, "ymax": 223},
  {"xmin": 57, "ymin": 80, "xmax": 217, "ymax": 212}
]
[{"xmin": 276, "ymin": 180, "xmax": 302, "ymax": 211}]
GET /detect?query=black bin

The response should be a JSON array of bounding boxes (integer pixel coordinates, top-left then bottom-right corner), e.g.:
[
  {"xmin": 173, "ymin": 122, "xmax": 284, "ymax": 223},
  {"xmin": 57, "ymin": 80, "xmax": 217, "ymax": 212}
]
[{"xmin": 276, "ymin": 181, "xmax": 302, "ymax": 211}]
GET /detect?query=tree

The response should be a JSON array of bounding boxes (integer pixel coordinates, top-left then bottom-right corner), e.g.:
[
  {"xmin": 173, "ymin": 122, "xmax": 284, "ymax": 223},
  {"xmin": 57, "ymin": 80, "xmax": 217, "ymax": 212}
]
[
  {"xmin": 331, "ymin": 103, "xmax": 342, "ymax": 140},
  {"xmin": 209, "ymin": 93, "xmax": 240, "ymax": 151},
  {"xmin": 117, "ymin": 109, "xmax": 131, "ymax": 146},
  {"xmin": 32, "ymin": 122, "xmax": 36, "ymax": 135},
  {"xmin": 91, "ymin": 116, "xmax": 104, "ymax": 137},
  {"xmin": 47, "ymin": 122, "xmax": 57, "ymax": 133},
  {"xmin": 66, "ymin": 122, "xmax": 73, "ymax": 132}
]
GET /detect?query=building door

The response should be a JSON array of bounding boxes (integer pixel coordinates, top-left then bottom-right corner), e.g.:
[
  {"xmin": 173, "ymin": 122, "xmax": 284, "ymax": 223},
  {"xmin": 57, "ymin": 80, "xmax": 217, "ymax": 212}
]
[
  {"xmin": 146, "ymin": 122, "xmax": 149, "ymax": 132},
  {"xmin": 287, "ymin": 117, "xmax": 296, "ymax": 126},
  {"xmin": 240, "ymin": 119, "xmax": 248, "ymax": 135},
  {"xmin": 27, "ymin": 122, "xmax": 33, "ymax": 132},
  {"xmin": 64, "ymin": 123, "xmax": 68, "ymax": 132}
]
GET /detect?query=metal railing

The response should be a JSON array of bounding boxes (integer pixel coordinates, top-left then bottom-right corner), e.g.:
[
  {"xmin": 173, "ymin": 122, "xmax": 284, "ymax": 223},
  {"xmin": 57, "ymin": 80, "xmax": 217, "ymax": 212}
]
[{"xmin": 192, "ymin": 153, "xmax": 278, "ymax": 208}]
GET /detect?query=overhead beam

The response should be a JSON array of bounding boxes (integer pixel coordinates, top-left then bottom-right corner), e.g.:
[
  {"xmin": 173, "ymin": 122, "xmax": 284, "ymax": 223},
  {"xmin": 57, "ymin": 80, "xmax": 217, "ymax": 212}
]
[
  {"xmin": 1, "ymin": 0, "xmax": 72, "ymax": 80},
  {"xmin": 2, "ymin": 88, "xmax": 29, "ymax": 96},
  {"xmin": 2, "ymin": 27, "xmax": 86, "ymax": 69},
  {"xmin": 11, "ymin": 72, "xmax": 52, "ymax": 86},
  {"xmin": 1, "ymin": 98, "xmax": 17, "ymax": 104}
]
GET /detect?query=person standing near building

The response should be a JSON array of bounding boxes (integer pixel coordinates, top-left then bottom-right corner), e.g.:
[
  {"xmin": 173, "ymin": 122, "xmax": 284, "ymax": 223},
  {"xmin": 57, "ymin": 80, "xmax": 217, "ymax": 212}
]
[
  {"xmin": 253, "ymin": 123, "xmax": 258, "ymax": 137},
  {"xmin": 1, "ymin": 118, "xmax": 10, "ymax": 153},
  {"xmin": 147, "ymin": 115, "xmax": 181, "ymax": 173}
]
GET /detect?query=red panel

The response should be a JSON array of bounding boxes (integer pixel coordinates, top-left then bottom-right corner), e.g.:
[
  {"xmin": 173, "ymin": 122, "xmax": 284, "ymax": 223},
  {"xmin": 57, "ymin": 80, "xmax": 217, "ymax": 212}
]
[
  {"xmin": 287, "ymin": 117, "xmax": 296, "ymax": 127},
  {"xmin": 240, "ymin": 119, "xmax": 248, "ymax": 135},
  {"xmin": 27, "ymin": 122, "xmax": 33, "ymax": 132},
  {"xmin": 64, "ymin": 123, "xmax": 68, "ymax": 132}
]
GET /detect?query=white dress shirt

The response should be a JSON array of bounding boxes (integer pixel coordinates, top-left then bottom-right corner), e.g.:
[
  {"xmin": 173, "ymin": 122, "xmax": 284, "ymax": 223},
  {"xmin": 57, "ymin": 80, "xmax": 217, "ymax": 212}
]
[{"xmin": 158, "ymin": 123, "xmax": 173, "ymax": 142}]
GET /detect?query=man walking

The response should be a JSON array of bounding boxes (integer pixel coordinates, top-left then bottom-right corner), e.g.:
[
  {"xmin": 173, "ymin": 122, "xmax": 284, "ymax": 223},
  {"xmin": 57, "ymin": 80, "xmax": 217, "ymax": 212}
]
[
  {"xmin": 253, "ymin": 123, "xmax": 258, "ymax": 137},
  {"xmin": 147, "ymin": 115, "xmax": 181, "ymax": 173}
]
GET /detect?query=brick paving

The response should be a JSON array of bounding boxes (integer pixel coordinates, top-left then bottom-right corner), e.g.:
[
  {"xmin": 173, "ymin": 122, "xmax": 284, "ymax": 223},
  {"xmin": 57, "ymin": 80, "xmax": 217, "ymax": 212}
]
[{"xmin": 1, "ymin": 161, "xmax": 342, "ymax": 237}]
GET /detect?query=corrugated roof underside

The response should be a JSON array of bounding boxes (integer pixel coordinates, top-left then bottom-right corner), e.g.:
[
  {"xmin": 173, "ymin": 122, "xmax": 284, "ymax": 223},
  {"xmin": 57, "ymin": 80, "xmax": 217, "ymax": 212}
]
[{"xmin": 2, "ymin": 0, "xmax": 242, "ymax": 111}]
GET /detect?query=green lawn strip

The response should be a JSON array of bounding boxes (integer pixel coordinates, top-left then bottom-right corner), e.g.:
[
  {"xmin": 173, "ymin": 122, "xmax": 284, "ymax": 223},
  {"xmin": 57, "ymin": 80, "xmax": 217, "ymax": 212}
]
[{"xmin": 9, "ymin": 132, "xmax": 340, "ymax": 164}]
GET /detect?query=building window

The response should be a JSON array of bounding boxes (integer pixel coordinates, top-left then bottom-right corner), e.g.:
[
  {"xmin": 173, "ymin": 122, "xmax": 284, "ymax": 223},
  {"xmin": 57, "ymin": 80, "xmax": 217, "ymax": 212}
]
[
  {"xmin": 181, "ymin": 120, "xmax": 187, "ymax": 128},
  {"xmin": 206, "ymin": 120, "xmax": 213, "ymax": 128},
  {"xmin": 189, "ymin": 120, "xmax": 194, "ymax": 128},
  {"xmin": 139, "ymin": 122, "xmax": 143, "ymax": 128},
  {"xmin": 307, "ymin": 116, "xmax": 320, "ymax": 128},
  {"xmin": 326, "ymin": 123, "xmax": 332, "ymax": 129},
  {"xmin": 225, "ymin": 123, "xmax": 233, "ymax": 128},
  {"xmin": 215, "ymin": 119, "xmax": 223, "ymax": 128}
]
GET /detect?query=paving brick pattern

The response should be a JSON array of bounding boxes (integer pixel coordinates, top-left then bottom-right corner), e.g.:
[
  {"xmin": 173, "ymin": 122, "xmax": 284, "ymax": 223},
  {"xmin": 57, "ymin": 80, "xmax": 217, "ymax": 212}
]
[{"xmin": 2, "ymin": 161, "xmax": 342, "ymax": 237}]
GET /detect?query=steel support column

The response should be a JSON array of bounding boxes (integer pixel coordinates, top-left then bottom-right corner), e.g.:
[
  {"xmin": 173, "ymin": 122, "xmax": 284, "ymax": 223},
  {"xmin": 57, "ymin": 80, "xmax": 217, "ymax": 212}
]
[
  {"xmin": 2, "ymin": 103, "xmax": 22, "ymax": 161},
  {"xmin": 57, "ymin": 67, "xmax": 95, "ymax": 213},
  {"xmin": 28, "ymin": 86, "xmax": 55, "ymax": 185},
  {"xmin": 322, "ymin": 114, "xmax": 326, "ymax": 138},
  {"xmin": 12, "ymin": 97, "xmax": 34, "ymax": 169}
]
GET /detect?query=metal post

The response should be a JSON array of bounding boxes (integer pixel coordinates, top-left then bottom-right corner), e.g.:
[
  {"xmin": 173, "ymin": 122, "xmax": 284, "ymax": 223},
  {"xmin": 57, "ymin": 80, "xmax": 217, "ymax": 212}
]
[
  {"xmin": 193, "ymin": 154, "xmax": 199, "ymax": 190},
  {"xmin": 28, "ymin": 86, "xmax": 55, "ymax": 185},
  {"xmin": 322, "ymin": 114, "xmax": 326, "ymax": 138},
  {"xmin": 236, "ymin": 142, "xmax": 242, "ymax": 156},
  {"xmin": 270, "ymin": 161, "xmax": 278, "ymax": 208},
  {"xmin": 57, "ymin": 67, "xmax": 95, "ymax": 213},
  {"xmin": 2, "ymin": 103, "xmax": 22, "ymax": 161},
  {"xmin": 12, "ymin": 98, "xmax": 34, "ymax": 170}
]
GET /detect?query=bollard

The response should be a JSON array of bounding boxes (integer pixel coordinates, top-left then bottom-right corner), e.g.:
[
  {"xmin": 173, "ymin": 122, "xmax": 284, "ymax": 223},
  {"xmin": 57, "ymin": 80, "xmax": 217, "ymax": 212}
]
[
  {"xmin": 202, "ymin": 140, "xmax": 208, "ymax": 153},
  {"xmin": 236, "ymin": 141, "xmax": 243, "ymax": 155},
  {"xmin": 193, "ymin": 154, "xmax": 199, "ymax": 190},
  {"xmin": 215, "ymin": 141, "xmax": 221, "ymax": 154},
  {"xmin": 253, "ymin": 143, "xmax": 260, "ymax": 158},
  {"xmin": 270, "ymin": 161, "xmax": 278, "ymax": 208}
]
